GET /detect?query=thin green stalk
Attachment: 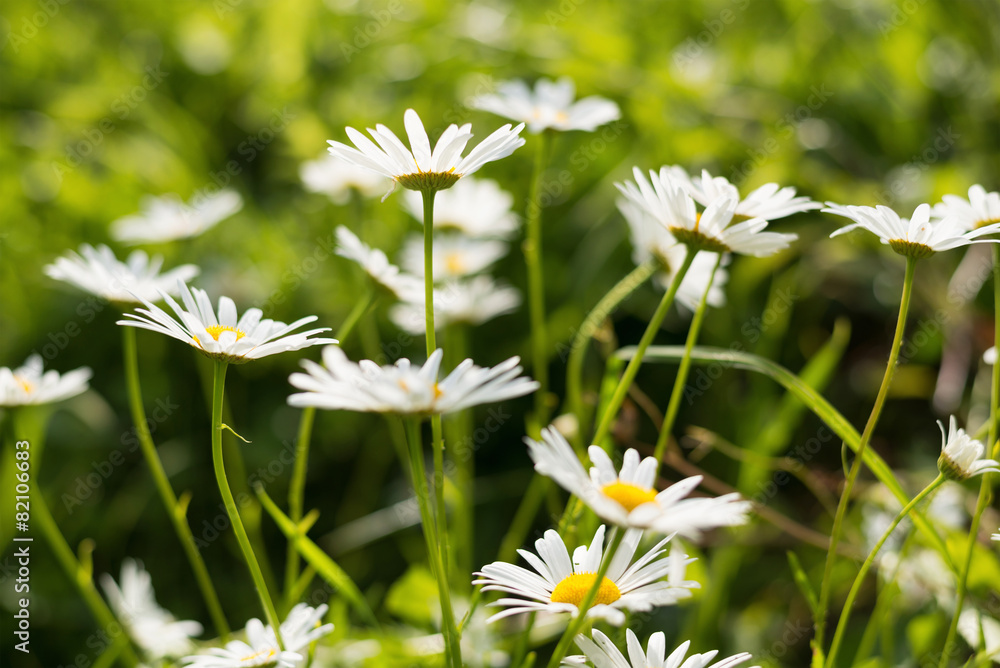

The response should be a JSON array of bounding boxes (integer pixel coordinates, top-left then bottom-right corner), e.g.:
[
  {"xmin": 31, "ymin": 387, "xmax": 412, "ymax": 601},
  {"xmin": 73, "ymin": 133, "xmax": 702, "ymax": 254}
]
[
  {"xmin": 566, "ymin": 259, "xmax": 658, "ymax": 452},
  {"xmin": 210, "ymin": 360, "xmax": 284, "ymax": 648},
  {"xmin": 122, "ymin": 327, "xmax": 230, "ymax": 640},
  {"xmin": 403, "ymin": 419, "xmax": 462, "ymax": 668},
  {"xmin": 422, "ymin": 190, "xmax": 438, "ymax": 356},
  {"xmin": 431, "ymin": 413, "xmax": 450, "ymax": 580},
  {"xmin": 545, "ymin": 529, "xmax": 626, "ymax": 668},
  {"xmin": 653, "ymin": 252, "xmax": 722, "ymax": 463},
  {"xmin": 283, "ymin": 404, "xmax": 315, "ymax": 611},
  {"xmin": 816, "ymin": 255, "xmax": 918, "ymax": 650},
  {"xmin": 592, "ymin": 251, "xmax": 696, "ymax": 448},
  {"xmin": 445, "ymin": 324, "xmax": 474, "ymax": 587},
  {"xmin": 940, "ymin": 244, "xmax": 1000, "ymax": 667},
  {"xmin": 336, "ymin": 289, "xmax": 377, "ymax": 342},
  {"xmin": 525, "ymin": 130, "xmax": 552, "ymax": 436},
  {"xmin": 826, "ymin": 473, "xmax": 945, "ymax": 667}
]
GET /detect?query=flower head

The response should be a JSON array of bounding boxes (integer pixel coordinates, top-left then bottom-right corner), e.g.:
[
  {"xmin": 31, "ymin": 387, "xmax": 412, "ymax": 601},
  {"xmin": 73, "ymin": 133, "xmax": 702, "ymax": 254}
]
[
  {"xmin": 566, "ymin": 629, "xmax": 757, "ymax": 668},
  {"xmin": 100, "ymin": 559, "xmax": 203, "ymax": 660},
  {"xmin": 334, "ymin": 226, "xmax": 423, "ymax": 299},
  {"xmin": 389, "ymin": 275, "xmax": 521, "ymax": 334},
  {"xmin": 117, "ymin": 282, "xmax": 336, "ymax": 364},
  {"xmin": 474, "ymin": 525, "xmax": 697, "ymax": 626},
  {"xmin": 327, "ymin": 109, "xmax": 525, "ymax": 197},
  {"xmin": 824, "ymin": 202, "xmax": 1000, "ymax": 258},
  {"xmin": 617, "ymin": 167, "xmax": 796, "ymax": 256},
  {"xmin": 288, "ymin": 346, "xmax": 537, "ymax": 415},
  {"xmin": 401, "ymin": 177, "xmax": 520, "ymax": 239},
  {"xmin": 664, "ymin": 166, "xmax": 820, "ymax": 221},
  {"xmin": 111, "ymin": 190, "xmax": 243, "ymax": 244},
  {"xmin": 937, "ymin": 415, "xmax": 1000, "ymax": 481},
  {"xmin": 300, "ymin": 153, "xmax": 389, "ymax": 204},
  {"xmin": 399, "ymin": 234, "xmax": 509, "ymax": 280},
  {"xmin": 44, "ymin": 244, "xmax": 199, "ymax": 304},
  {"xmin": 471, "ymin": 77, "xmax": 620, "ymax": 134},
  {"xmin": 0, "ymin": 355, "xmax": 91, "ymax": 407},
  {"xmin": 932, "ymin": 184, "xmax": 1000, "ymax": 231},
  {"xmin": 527, "ymin": 427, "xmax": 751, "ymax": 537}
]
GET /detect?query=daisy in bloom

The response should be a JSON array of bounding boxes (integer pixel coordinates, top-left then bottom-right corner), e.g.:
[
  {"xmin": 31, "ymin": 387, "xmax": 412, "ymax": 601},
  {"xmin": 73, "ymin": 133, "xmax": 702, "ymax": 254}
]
[
  {"xmin": 527, "ymin": 427, "xmax": 751, "ymax": 537},
  {"xmin": 183, "ymin": 619, "xmax": 301, "ymax": 668},
  {"xmin": 471, "ymin": 77, "xmax": 621, "ymax": 134},
  {"xmin": 327, "ymin": 108, "xmax": 525, "ymax": 197},
  {"xmin": 617, "ymin": 167, "xmax": 797, "ymax": 256},
  {"xmin": 117, "ymin": 282, "xmax": 336, "ymax": 364},
  {"xmin": 335, "ymin": 226, "xmax": 423, "ymax": 300},
  {"xmin": 937, "ymin": 415, "xmax": 1000, "ymax": 481},
  {"xmin": 618, "ymin": 198, "xmax": 727, "ymax": 311},
  {"xmin": 401, "ymin": 177, "xmax": 520, "ymax": 239},
  {"xmin": 389, "ymin": 276, "xmax": 521, "ymax": 334},
  {"xmin": 100, "ymin": 559, "xmax": 203, "ymax": 659},
  {"xmin": 475, "ymin": 525, "xmax": 697, "ymax": 625},
  {"xmin": 111, "ymin": 190, "xmax": 243, "ymax": 244},
  {"xmin": 931, "ymin": 184, "xmax": 1000, "ymax": 231},
  {"xmin": 663, "ymin": 166, "xmax": 820, "ymax": 221},
  {"xmin": 300, "ymin": 152, "xmax": 389, "ymax": 204},
  {"xmin": 565, "ymin": 629, "xmax": 757, "ymax": 668},
  {"xmin": 287, "ymin": 346, "xmax": 537, "ymax": 415},
  {"xmin": 44, "ymin": 243, "xmax": 199, "ymax": 304},
  {"xmin": 823, "ymin": 202, "xmax": 1000, "ymax": 258},
  {"xmin": 0, "ymin": 355, "xmax": 91, "ymax": 406},
  {"xmin": 399, "ymin": 234, "xmax": 509, "ymax": 280}
]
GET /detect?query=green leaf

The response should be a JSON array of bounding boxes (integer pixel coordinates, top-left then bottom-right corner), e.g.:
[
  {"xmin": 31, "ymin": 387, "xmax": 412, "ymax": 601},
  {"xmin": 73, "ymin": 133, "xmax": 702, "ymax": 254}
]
[
  {"xmin": 787, "ymin": 551, "xmax": 820, "ymax": 618},
  {"xmin": 385, "ymin": 565, "xmax": 439, "ymax": 627}
]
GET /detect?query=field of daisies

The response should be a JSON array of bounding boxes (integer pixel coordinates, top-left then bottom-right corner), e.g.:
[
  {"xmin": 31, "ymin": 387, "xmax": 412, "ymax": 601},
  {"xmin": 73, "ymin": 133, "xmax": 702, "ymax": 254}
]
[{"xmin": 5, "ymin": 1, "xmax": 1000, "ymax": 667}]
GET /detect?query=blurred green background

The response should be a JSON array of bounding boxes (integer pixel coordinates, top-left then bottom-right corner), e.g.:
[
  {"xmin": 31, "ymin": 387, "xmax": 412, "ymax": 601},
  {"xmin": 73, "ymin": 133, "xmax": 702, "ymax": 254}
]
[{"xmin": 3, "ymin": 0, "xmax": 1000, "ymax": 665}]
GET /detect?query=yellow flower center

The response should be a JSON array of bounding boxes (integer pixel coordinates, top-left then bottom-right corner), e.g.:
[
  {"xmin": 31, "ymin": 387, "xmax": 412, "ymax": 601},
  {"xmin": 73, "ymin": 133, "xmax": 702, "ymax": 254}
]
[
  {"xmin": 601, "ymin": 480, "xmax": 658, "ymax": 512},
  {"xmin": 444, "ymin": 252, "xmax": 466, "ymax": 275},
  {"xmin": 204, "ymin": 325, "xmax": 246, "ymax": 341},
  {"xmin": 14, "ymin": 375, "xmax": 33, "ymax": 394},
  {"xmin": 238, "ymin": 647, "xmax": 278, "ymax": 666},
  {"xmin": 550, "ymin": 573, "xmax": 621, "ymax": 608},
  {"xmin": 554, "ymin": 110, "xmax": 569, "ymax": 124}
]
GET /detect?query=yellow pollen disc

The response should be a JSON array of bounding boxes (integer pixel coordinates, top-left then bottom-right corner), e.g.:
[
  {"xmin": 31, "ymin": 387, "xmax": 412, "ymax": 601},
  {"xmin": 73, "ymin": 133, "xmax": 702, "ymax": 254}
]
[
  {"xmin": 203, "ymin": 325, "xmax": 246, "ymax": 341},
  {"xmin": 14, "ymin": 376, "xmax": 33, "ymax": 394},
  {"xmin": 550, "ymin": 573, "xmax": 621, "ymax": 608},
  {"xmin": 240, "ymin": 647, "xmax": 277, "ymax": 665},
  {"xmin": 601, "ymin": 480, "xmax": 658, "ymax": 512},
  {"xmin": 444, "ymin": 252, "xmax": 466, "ymax": 275},
  {"xmin": 979, "ymin": 217, "xmax": 1000, "ymax": 229},
  {"xmin": 433, "ymin": 383, "xmax": 443, "ymax": 400},
  {"xmin": 554, "ymin": 110, "xmax": 569, "ymax": 123}
]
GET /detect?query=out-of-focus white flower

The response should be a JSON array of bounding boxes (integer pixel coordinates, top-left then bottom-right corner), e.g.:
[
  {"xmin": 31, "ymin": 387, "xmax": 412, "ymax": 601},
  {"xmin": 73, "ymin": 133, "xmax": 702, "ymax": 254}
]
[
  {"xmin": 958, "ymin": 608, "xmax": 1000, "ymax": 661},
  {"xmin": 389, "ymin": 275, "xmax": 521, "ymax": 334},
  {"xmin": 111, "ymin": 190, "xmax": 243, "ymax": 244},
  {"xmin": 401, "ymin": 177, "xmax": 520, "ymax": 239},
  {"xmin": 664, "ymin": 166, "xmax": 820, "ymax": 221},
  {"xmin": 937, "ymin": 415, "xmax": 1000, "ymax": 481},
  {"xmin": 334, "ymin": 226, "xmax": 423, "ymax": 300},
  {"xmin": 0, "ymin": 355, "xmax": 91, "ymax": 407},
  {"xmin": 932, "ymin": 184, "xmax": 1000, "ymax": 231},
  {"xmin": 985, "ymin": 347, "xmax": 997, "ymax": 365},
  {"xmin": 471, "ymin": 77, "xmax": 620, "ymax": 134},
  {"xmin": 44, "ymin": 243, "xmax": 199, "ymax": 304},
  {"xmin": 399, "ymin": 234, "xmax": 509, "ymax": 280},
  {"xmin": 300, "ymin": 153, "xmax": 389, "ymax": 204},
  {"xmin": 565, "ymin": 629, "xmax": 757, "ymax": 668}
]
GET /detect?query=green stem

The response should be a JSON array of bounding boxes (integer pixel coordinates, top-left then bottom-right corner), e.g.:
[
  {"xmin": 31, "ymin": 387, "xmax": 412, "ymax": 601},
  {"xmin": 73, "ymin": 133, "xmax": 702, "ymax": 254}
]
[
  {"xmin": 283, "ymin": 404, "xmax": 315, "ymax": 610},
  {"xmin": 653, "ymin": 252, "xmax": 721, "ymax": 463},
  {"xmin": 336, "ymin": 289, "xmax": 377, "ymax": 342},
  {"xmin": 210, "ymin": 360, "xmax": 284, "ymax": 648},
  {"xmin": 431, "ymin": 413, "xmax": 450, "ymax": 581},
  {"xmin": 939, "ymin": 244, "xmax": 1000, "ymax": 667},
  {"xmin": 422, "ymin": 189, "xmax": 437, "ymax": 357},
  {"xmin": 592, "ymin": 251, "xmax": 696, "ymax": 448},
  {"xmin": 816, "ymin": 255, "xmax": 917, "ymax": 650},
  {"xmin": 403, "ymin": 419, "xmax": 462, "ymax": 668},
  {"xmin": 544, "ymin": 529, "xmax": 627, "ymax": 668},
  {"xmin": 122, "ymin": 327, "xmax": 231, "ymax": 640},
  {"xmin": 445, "ymin": 324, "xmax": 474, "ymax": 587},
  {"xmin": 566, "ymin": 259, "xmax": 658, "ymax": 452},
  {"xmin": 525, "ymin": 130, "xmax": 551, "ymax": 436},
  {"xmin": 826, "ymin": 473, "xmax": 945, "ymax": 667}
]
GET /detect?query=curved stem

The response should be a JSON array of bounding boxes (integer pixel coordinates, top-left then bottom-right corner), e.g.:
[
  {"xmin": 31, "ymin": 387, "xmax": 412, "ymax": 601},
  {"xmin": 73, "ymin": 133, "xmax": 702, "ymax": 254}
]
[
  {"xmin": 283, "ymin": 405, "xmax": 315, "ymax": 610},
  {"xmin": 826, "ymin": 474, "xmax": 945, "ymax": 667},
  {"xmin": 525, "ymin": 131, "xmax": 552, "ymax": 436},
  {"xmin": 816, "ymin": 255, "xmax": 917, "ymax": 650},
  {"xmin": 122, "ymin": 326, "xmax": 230, "ymax": 640},
  {"xmin": 544, "ymin": 529, "xmax": 627, "ymax": 668},
  {"xmin": 566, "ymin": 259, "xmax": 658, "ymax": 452},
  {"xmin": 653, "ymin": 252, "xmax": 721, "ymax": 463},
  {"xmin": 210, "ymin": 360, "xmax": 284, "ymax": 648},
  {"xmin": 592, "ymin": 251, "xmax": 696, "ymax": 448}
]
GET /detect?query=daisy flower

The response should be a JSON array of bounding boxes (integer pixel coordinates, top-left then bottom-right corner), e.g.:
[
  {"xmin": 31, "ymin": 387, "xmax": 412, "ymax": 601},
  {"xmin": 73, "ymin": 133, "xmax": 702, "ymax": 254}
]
[
  {"xmin": 100, "ymin": 559, "xmax": 203, "ymax": 660},
  {"xmin": 617, "ymin": 168, "xmax": 797, "ymax": 257},
  {"xmin": 300, "ymin": 152, "xmax": 389, "ymax": 204},
  {"xmin": 401, "ymin": 177, "xmax": 520, "ymax": 239},
  {"xmin": 475, "ymin": 525, "xmax": 697, "ymax": 625},
  {"xmin": 388, "ymin": 276, "xmax": 521, "ymax": 334},
  {"xmin": 527, "ymin": 427, "xmax": 751, "ymax": 537},
  {"xmin": 823, "ymin": 202, "xmax": 1000, "ymax": 258},
  {"xmin": 327, "ymin": 109, "xmax": 525, "ymax": 197},
  {"xmin": 183, "ymin": 618, "xmax": 301, "ymax": 668},
  {"xmin": 565, "ymin": 629, "xmax": 757, "ymax": 668},
  {"xmin": 618, "ymin": 198, "xmax": 727, "ymax": 311},
  {"xmin": 0, "ymin": 355, "xmax": 91, "ymax": 407},
  {"xmin": 44, "ymin": 243, "xmax": 199, "ymax": 304},
  {"xmin": 334, "ymin": 226, "xmax": 423, "ymax": 300},
  {"xmin": 287, "ymin": 346, "xmax": 537, "ymax": 415},
  {"xmin": 932, "ymin": 184, "xmax": 1000, "ymax": 231},
  {"xmin": 268, "ymin": 603, "xmax": 334, "ymax": 653},
  {"xmin": 117, "ymin": 282, "xmax": 336, "ymax": 364},
  {"xmin": 937, "ymin": 415, "xmax": 1000, "ymax": 481},
  {"xmin": 111, "ymin": 190, "xmax": 243, "ymax": 244},
  {"xmin": 471, "ymin": 77, "xmax": 621, "ymax": 134},
  {"xmin": 664, "ymin": 166, "xmax": 820, "ymax": 221},
  {"xmin": 399, "ymin": 234, "xmax": 509, "ymax": 280}
]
